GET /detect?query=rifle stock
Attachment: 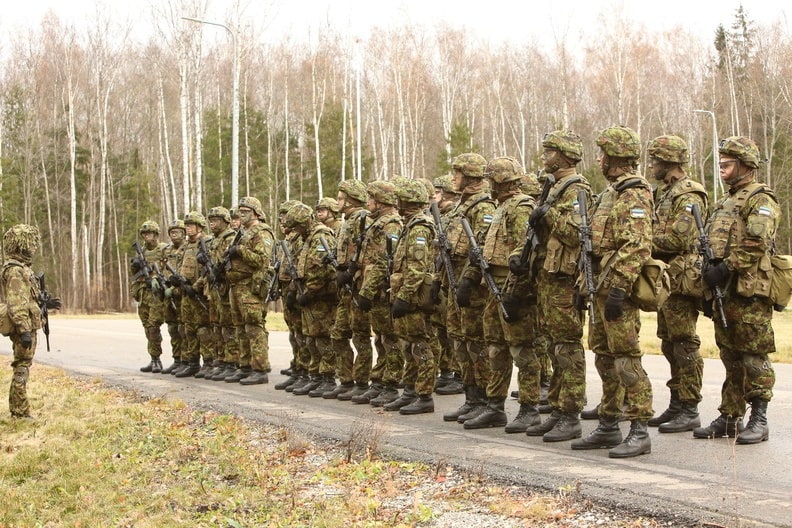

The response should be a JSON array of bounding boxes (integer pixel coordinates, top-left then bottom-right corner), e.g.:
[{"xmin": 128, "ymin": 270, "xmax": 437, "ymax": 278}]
[
  {"xmin": 577, "ymin": 189, "xmax": 596, "ymax": 322},
  {"xmin": 36, "ymin": 272, "xmax": 51, "ymax": 352},
  {"xmin": 691, "ymin": 203, "xmax": 727, "ymax": 328},
  {"xmin": 430, "ymin": 201, "xmax": 458, "ymax": 297}
]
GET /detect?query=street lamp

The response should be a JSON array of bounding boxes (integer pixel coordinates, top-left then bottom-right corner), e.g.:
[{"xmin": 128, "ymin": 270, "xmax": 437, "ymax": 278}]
[
  {"xmin": 694, "ymin": 109, "xmax": 722, "ymax": 201},
  {"xmin": 182, "ymin": 16, "xmax": 240, "ymax": 206}
]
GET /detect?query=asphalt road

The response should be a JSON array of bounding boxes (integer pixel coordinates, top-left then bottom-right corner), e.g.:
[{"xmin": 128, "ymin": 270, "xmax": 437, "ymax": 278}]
[{"xmin": 7, "ymin": 317, "xmax": 791, "ymax": 527}]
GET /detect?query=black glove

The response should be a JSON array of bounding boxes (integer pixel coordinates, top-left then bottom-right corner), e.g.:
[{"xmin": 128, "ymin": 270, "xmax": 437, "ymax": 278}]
[
  {"xmin": 508, "ymin": 254, "xmax": 530, "ymax": 276},
  {"xmin": 336, "ymin": 269, "xmax": 354, "ymax": 288},
  {"xmin": 604, "ymin": 287, "xmax": 626, "ymax": 322},
  {"xmin": 703, "ymin": 262, "xmax": 730, "ymax": 289},
  {"xmin": 196, "ymin": 252, "xmax": 209, "ymax": 266},
  {"xmin": 285, "ymin": 290, "xmax": 298, "ymax": 311},
  {"xmin": 45, "ymin": 297, "xmax": 62, "ymax": 310},
  {"xmin": 529, "ymin": 203, "xmax": 551, "ymax": 228},
  {"xmin": 130, "ymin": 257, "xmax": 143, "ymax": 273},
  {"xmin": 468, "ymin": 249, "xmax": 481, "ymax": 268},
  {"xmin": 183, "ymin": 284, "xmax": 196, "ymax": 299},
  {"xmin": 455, "ymin": 277, "xmax": 475, "ymax": 307},
  {"xmin": 429, "ymin": 279, "xmax": 442, "ymax": 305},
  {"xmin": 227, "ymin": 245, "xmax": 242, "ymax": 260},
  {"xmin": 356, "ymin": 295, "xmax": 372, "ymax": 313},
  {"xmin": 167, "ymin": 274, "xmax": 183, "ymax": 288},
  {"xmin": 501, "ymin": 294, "xmax": 523, "ymax": 323},
  {"xmin": 20, "ymin": 331, "xmax": 33, "ymax": 350},
  {"xmin": 297, "ymin": 290, "xmax": 312, "ymax": 306},
  {"xmin": 391, "ymin": 298, "xmax": 411, "ymax": 319},
  {"xmin": 573, "ymin": 287, "xmax": 589, "ymax": 312}
]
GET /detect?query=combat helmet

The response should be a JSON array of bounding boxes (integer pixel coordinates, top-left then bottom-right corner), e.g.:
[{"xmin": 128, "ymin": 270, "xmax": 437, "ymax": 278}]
[
  {"xmin": 647, "ymin": 135, "xmax": 689, "ymax": 164},
  {"xmin": 542, "ymin": 130, "xmax": 584, "ymax": 161},
  {"xmin": 366, "ymin": 180, "xmax": 398, "ymax": 206},
  {"xmin": 433, "ymin": 174, "xmax": 458, "ymax": 194},
  {"xmin": 139, "ymin": 220, "xmax": 160, "ymax": 235},
  {"xmin": 207, "ymin": 206, "xmax": 232, "ymax": 224},
  {"xmin": 596, "ymin": 126, "xmax": 641, "ymax": 159},
  {"xmin": 719, "ymin": 136, "xmax": 761, "ymax": 169},
  {"xmin": 338, "ymin": 179, "xmax": 368, "ymax": 203},
  {"xmin": 485, "ymin": 156, "xmax": 524, "ymax": 184},
  {"xmin": 282, "ymin": 202, "xmax": 315, "ymax": 229},
  {"xmin": 278, "ymin": 200, "xmax": 301, "ymax": 216},
  {"xmin": 183, "ymin": 211, "xmax": 207, "ymax": 228},
  {"xmin": 237, "ymin": 196, "xmax": 265, "ymax": 219},
  {"xmin": 451, "ymin": 153, "xmax": 487, "ymax": 178},
  {"xmin": 395, "ymin": 178, "xmax": 429, "ymax": 204},
  {"xmin": 316, "ymin": 197, "xmax": 341, "ymax": 214},
  {"xmin": 167, "ymin": 219, "xmax": 186, "ymax": 233}
]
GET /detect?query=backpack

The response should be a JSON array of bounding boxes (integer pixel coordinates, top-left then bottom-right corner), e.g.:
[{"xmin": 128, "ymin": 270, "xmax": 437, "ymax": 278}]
[{"xmin": 770, "ymin": 254, "xmax": 792, "ymax": 311}]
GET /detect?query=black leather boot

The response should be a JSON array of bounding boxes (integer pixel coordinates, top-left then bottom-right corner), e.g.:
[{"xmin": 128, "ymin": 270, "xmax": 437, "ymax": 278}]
[
  {"xmin": 323, "ymin": 381, "xmax": 355, "ymax": 399},
  {"xmin": 571, "ymin": 417, "xmax": 623, "ymax": 450},
  {"xmin": 140, "ymin": 357, "xmax": 156, "ymax": 373},
  {"xmin": 384, "ymin": 387, "xmax": 417, "ymax": 411},
  {"xmin": 609, "ymin": 420, "xmax": 651, "ymax": 458},
  {"xmin": 442, "ymin": 385, "xmax": 477, "ymax": 422},
  {"xmin": 457, "ymin": 387, "xmax": 487, "ymax": 423},
  {"xmin": 211, "ymin": 363, "xmax": 237, "ymax": 381},
  {"xmin": 351, "ymin": 382, "xmax": 382, "ymax": 404},
  {"xmin": 274, "ymin": 373, "xmax": 300, "ymax": 390},
  {"xmin": 151, "ymin": 358, "xmax": 163, "ymax": 374},
  {"xmin": 525, "ymin": 410, "xmax": 561, "ymax": 437},
  {"xmin": 161, "ymin": 360, "xmax": 181, "ymax": 375},
  {"xmin": 435, "ymin": 374, "xmax": 464, "ymax": 395},
  {"xmin": 339, "ymin": 382, "xmax": 369, "ymax": 401},
  {"xmin": 292, "ymin": 376, "xmax": 322, "ymax": 396},
  {"xmin": 658, "ymin": 402, "xmax": 700, "ymax": 433},
  {"xmin": 400, "ymin": 394, "xmax": 434, "ymax": 415},
  {"xmin": 692, "ymin": 413, "xmax": 743, "ymax": 439},
  {"xmin": 370, "ymin": 385, "xmax": 400, "ymax": 407},
  {"xmin": 285, "ymin": 372, "xmax": 309, "ymax": 392},
  {"xmin": 543, "ymin": 413, "xmax": 582, "ymax": 442},
  {"xmin": 504, "ymin": 403, "xmax": 541, "ymax": 433},
  {"xmin": 736, "ymin": 399, "xmax": 769, "ymax": 444},
  {"xmin": 463, "ymin": 399, "xmax": 507, "ymax": 429},
  {"xmin": 175, "ymin": 362, "xmax": 201, "ymax": 378},
  {"xmin": 239, "ymin": 370, "xmax": 269, "ymax": 385},
  {"xmin": 224, "ymin": 366, "xmax": 253, "ymax": 383},
  {"xmin": 580, "ymin": 404, "xmax": 600, "ymax": 420},
  {"xmin": 648, "ymin": 391, "xmax": 681, "ymax": 427},
  {"xmin": 309, "ymin": 377, "xmax": 337, "ymax": 398}
]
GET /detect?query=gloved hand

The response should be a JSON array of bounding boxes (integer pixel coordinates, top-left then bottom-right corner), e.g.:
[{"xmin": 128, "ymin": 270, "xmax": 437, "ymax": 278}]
[
  {"xmin": 336, "ymin": 269, "xmax": 354, "ymax": 288},
  {"xmin": 604, "ymin": 287, "xmax": 626, "ymax": 322},
  {"xmin": 182, "ymin": 284, "xmax": 196, "ymax": 299},
  {"xmin": 573, "ymin": 287, "xmax": 589, "ymax": 312},
  {"xmin": 297, "ymin": 290, "xmax": 312, "ymax": 306},
  {"xmin": 197, "ymin": 252, "xmax": 209, "ymax": 266},
  {"xmin": 391, "ymin": 298, "xmax": 411, "ymax": 319},
  {"xmin": 501, "ymin": 294, "xmax": 523, "ymax": 323},
  {"xmin": 167, "ymin": 274, "xmax": 183, "ymax": 287},
  {"xmin": 703, "ymin": 262, "xmax": 730, "ymax": 289},
  {"xmin": 151, "ymin": 278, "xmax": 162, "ymax": 296},
  {"xmin": 45, "ymin": 297, "xmax": 62, "ymax": 310},
  {"xmin": 508, "ymin": 254, "xmax": 530, "ymax": 276},
  {"xmin": 468, "ymin": 249, "xmax": 481, "ymax": 268},
  {"xmin": 356, "ymin": 295, "xmax": 372, "ymax": 313},
  {"xmin": 20, "ymin": 331, "xmax": 33, "ymax": 350},
  {"xmin": 429, "ymin": 279, "xmax": 442, "ymax": 305},
  {"xmin": 227, "ymin": 245, "xmax": 242, "ymax": 260},
  {"xmin": 455, "ymin": 277, "xmax": 475, "ymax": 307},
  {"xmin": 130, "ymin": 257, "xmax": 143, "ymax": 273},
  {"xmin": 285, "ymin": 290, "xmax": 299, "ymax": 311},
  {"xmin": 529, "ymin": 203, "xmax": 551, "ymax": 228},
  {"xmin": 164, "ymin": 286, "xmax": 175, "ymax": 299}
]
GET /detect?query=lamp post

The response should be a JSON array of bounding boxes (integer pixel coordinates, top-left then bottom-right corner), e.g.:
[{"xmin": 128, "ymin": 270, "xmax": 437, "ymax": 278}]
[
  {"xmin": 694, "ymin": 109, "xmax": 721, "ymax": 201},
  {"xmin": 182, "ymin": 16, "xmax": 240, "ymax": 206}
]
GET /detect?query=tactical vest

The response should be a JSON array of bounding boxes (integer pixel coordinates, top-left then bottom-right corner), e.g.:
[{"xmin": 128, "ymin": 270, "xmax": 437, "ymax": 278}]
[
  {"xmin": 446, "ymin": 192, "xmax": 495, "ymax": 260},
  {"xmin": 336, "ymin": 207, "xmax": 367, "ymax": 264},
  {"xmin": 591, "ymin": 176, "xmax": 652, "ymax": 256},
  {"xmin": 296, "ymin": 223, "xmax": 337, "ymax": 297},
  {"xmin": 0, "ymin": 261, "xmax": 41, "ymax": 332},
  {"xmin": 164, "ymin": 242, "xmax": 185, "ymax": 276},
  {"xmin": 227, "ymin": 223, "xmax": 275, "ymax": 280},
  {"xmin": 360, "ymin": 211, "xmax": 402, "ymax": 268},
  {"xmin": 391, "ymin": 213, "xmax": 435, "ymax": 302},
  {"xmin": 483, "ymin": 193, "xmax": 533, "ymax": 269},
  {"xmin": 653, "ymin": 178, "xmax": 708, "ymax": 255},
  {"xmin": 542, "ymin": 175, "xmax": 589, "ymax": 276},
  {"xmin": 180, "ymin": 239, "xmax": 201, "ymax": 282}
]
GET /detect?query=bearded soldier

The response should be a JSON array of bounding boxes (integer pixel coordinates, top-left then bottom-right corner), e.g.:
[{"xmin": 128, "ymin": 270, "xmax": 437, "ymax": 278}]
[{"xmin": 131, "ymin": 220, "xmax": 167, "ymax": 373}]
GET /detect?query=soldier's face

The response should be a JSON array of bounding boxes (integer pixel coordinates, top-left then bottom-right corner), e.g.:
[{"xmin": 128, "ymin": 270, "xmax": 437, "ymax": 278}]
[
  {"xmin": 142, "ymin": 231, "xmax": 157, "ymax": 248},
  {"xmin": 336, "ymin": 192, "xmax": 348, "ymax": 212},
  {"xmin": 209, "ymin": 217, "xmax": 227, "ymax": 235},
  {"xmin": 719, "ymin": 156, "xmax": 740, "ymax": 185},
  {"xmin": 238, "ymin": 207, "xmax": 255, "ymax": 227},
  {"xmin": 452, "ymin": 169, "xmax": 464, "ymax": 192},
  {"xmin": 316, "ymin": 208, "xmax": 330, "ymax": 223},
  {"xmin": 367, "ymin": 197, "xmax": 378, "ymax": 213},
  {"xmin": 169, "ymin": 229, "xmax": 185, "ymax": 245},
  {"xmin": 185, "ymin": 223, "xmax": 199, "ymax": 240}
]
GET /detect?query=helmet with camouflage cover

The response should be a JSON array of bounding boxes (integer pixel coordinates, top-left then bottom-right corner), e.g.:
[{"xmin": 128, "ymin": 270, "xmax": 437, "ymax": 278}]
[
  {"xmin": 647, "ymin": 135, "xmax": 689, "ymax": 164},
  {"xmin": 719, "ymin": 136, "xmax": 761, "ymax": 169},
  {"xmin": 596, "ymin": 126, "xmax": 641, "ymax": 159},
  {"xmin": 183, "ymin": 211, "xmax": 207, "ymax": 228},
  {"xmin": 237, "ymin": 196, "xmax": 265, "ymax": 219},
  {"xmin": 3, "ymin": 224, "xmax": 40, "ymax": 262},
  {"xmin": 485, "ymin": 156, "xmax": 524, "ymax": 184},
  {"xmin": 395, "ymin": 178, "xmax": 429, "ymax": 204},
  {"xmin": 278, "ymin": 200, "xmax": 300, "ymax": 216},
  {"xmin": 451, "ymin": 153, "xmax": 487, "ymax": 178},
  {"xmin": 282, "ymin": 202, "xmax": 315, "ymax": 228},
  {"xmin": 433, "ymin": 174, "xmax": 458, "ymax": 194},
  {"xmin": 316, "ymin": 197, "xmax": 341, "ymax": 214},
  {"xmin": 207, "ymin": 206, "xmax": 231, "ymax": 224},
  {"xmin": 139, "ymin": 220, "xmax": 160, "ymax": 235},
  {"xmin": 366, "ymin": 180, "xmax": 398, "ymax": 206},
  {"xmin": 542, "ymin": 130, "xmax": 584, "ymax": 161},
  {"xmin": 167, "ymin": 219, "xmax": 185, "ymax": 233},
  {"xmin": 338, "ymin": 179, "xmax": 368, "ymax": 203}
]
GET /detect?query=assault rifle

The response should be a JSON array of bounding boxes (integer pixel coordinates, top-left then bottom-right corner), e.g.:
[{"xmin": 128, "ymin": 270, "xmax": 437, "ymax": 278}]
[
  {"xmin": 279, "ymin": 240, "xmax": 305, "ymax": 296},
  {"xmin": 132, "ymin": 240, "xmax": 166, "ymax": 296},
  {"xmin": 692, "ymin": 203, "xmax": 727, "ymax": 328},
  {"xmin": 265, "ymin": 243, "xmax": 282, "ymax": 302},
  {"xmin": 517, "ymin": 172, "xmax": 555, "ymax": 269},
  {"xmin": 460, "ymin": 217, "xmax": 511, "ymax": 322},
  {"xmin": 36, "ymin": 272, "xmax": 58, "ymax": 352},
  {"xmin": 221, "ymin": 229, "xmax": 244, "ymax": 274},
  {"xmin": 320, "ymin": 234, "xmax": 355, "ymax": 299},
  {"xmin": 384, "ymin": 233, "xmax": 396, "ymax": 302},
  {"xmin": 348, "ymin": 211, "xmax": 369, "ymax": 274},
  {"xmin": 430, "ymin": 201, "xmax": 457, "ymax": 298},
  {"xmin": 577, "ymin": 189, "xmax": 596, "ymax": 322},
  {"xmin": 197, "ymin": 238, "xmax": 218, "ymax": 288},
  {"xmin": 165, "ymin": 261, "xmax": 208, "ymax": 311}
]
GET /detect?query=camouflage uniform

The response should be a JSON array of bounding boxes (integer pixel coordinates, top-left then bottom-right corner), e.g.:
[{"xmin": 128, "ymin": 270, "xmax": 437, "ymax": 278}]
[
  {"xmin": 646, "ymin": 136, "xmax": 708, "ymax": 433},
  {"xmin": 130, "ymin": 221, "xmax": 167, "ymax": 373},
  {"xmin": 694, "ymin": 136, "xmax": 778, "ymax": 445},
  {"xmin": 161, "ymin": 220, "xmax": 186, "ymax": 374}
]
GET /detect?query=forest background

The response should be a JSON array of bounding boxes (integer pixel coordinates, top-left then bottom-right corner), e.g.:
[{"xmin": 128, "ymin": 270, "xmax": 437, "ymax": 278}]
[{"xmin": 1, "ymin": 0, "xmax": 790, "ymax": 313}]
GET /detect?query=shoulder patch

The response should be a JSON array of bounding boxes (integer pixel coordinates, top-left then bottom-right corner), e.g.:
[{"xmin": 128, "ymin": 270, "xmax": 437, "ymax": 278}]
[
  {"xmin": 483, "ymin": 214, "xmax": 493, "ymax": 224},
  {"xmin": 630, "ymin": 208, "xmax": 646, "ymax": 219},
  {"xmin": 758, "ymin": 206, "xmax": 772, "ymax": 217}
]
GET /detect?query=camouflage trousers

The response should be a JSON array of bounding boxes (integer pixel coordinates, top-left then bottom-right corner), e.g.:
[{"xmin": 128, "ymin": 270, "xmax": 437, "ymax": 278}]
[
  {"xmin": 588, "ymin": 293, "xmax": 653, "ymax": 421},
  {"xmin": 302, "ymin": 299, "xmax": 337, "ymax": 376},
  {"xmin": 368, "ymin": 300, "xmax": 402, "ymax": 386},
  {"xmin": 537, "ymin": 270, "xmax": 586, "ymax": 414},
  {"xmin": 138, "ymin": 290, "xmax": 165, "ymax": 359},
  {"xmin": 164, "ymin": 297, "xmax": 184, "ymax": 362},
  {"xmin": 229, "ymin": 280, "xmax": 270, "ymax": 372},
  {"xmin": 331, "ymin": 289, "xmax": 373, "ymax": 383},
  {"xmin": 714, "ymin": 294, "xmax": 776, "ymax": 417},
  {"xmin": 180, "ymin": 294, "xmax": 212, "ymax": 366},
  {"xmin": 283, "ymin": 300, "xmax": 306, "ymax": 371},
  {"xmin": 9, "ymin": 331, "xmax": 37, "ymax": 417},
  {"xmin": 429, "ymin": 288, "xmax": 457, "ymax": 373},
  {"xmin": 394, "ymin": 310, "xmax": 437, "ymax": 396},
  {"xmin": 656, "ymin": 293, "xmax": 703, "ymax": 403},
  {"xmin": 446, "ymin": 281, "xmax": 490, "ymax": 390}
]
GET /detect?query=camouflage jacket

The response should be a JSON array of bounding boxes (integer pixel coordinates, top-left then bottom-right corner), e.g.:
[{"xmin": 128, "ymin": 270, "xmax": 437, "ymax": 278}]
[
  {"xmin": 296, "ymin": 222, "xmax": 337, "ymax": 298},
  {"xmin": 536, "ymin": 171, "xmax": 591, "ymax": 276},
  {"xmin": 226, "ymin": 222, "xmax": 275, "ymax": 283},
  {"xmin": 335, "ymin": 207, "xmax": 369, "ymax": 267},
  {"xmin": 445, "ymin": 190, "xmax": 496, "ymax": 278},
  {"xmin": 358, "ymin": 209, "xmax": 402, "ymax": 302},
  {"xmin": 2, "ymin": 259, "xmax": 41, "ymax": 333},
  {"xmin": 653, "ymin": 176, "xmax": 708, "ymax": 260},
  {"xmin": 392, "ymin": 210, "xmax": 436, "ymax": 303},
  {"xmin": 130, "ymin": 241, "xmax": 167, "ymax": 299}
]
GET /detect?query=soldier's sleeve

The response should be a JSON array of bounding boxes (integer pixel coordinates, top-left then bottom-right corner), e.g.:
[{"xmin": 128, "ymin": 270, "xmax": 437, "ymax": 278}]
[
  {"xmin": 397, "ymin": 224, "xmax": 433, "ymax": 302},
  {"xmin": 510, "ymin": 199, "xmax": 534, "ymax": 249},
  {"xmin": 608, "ymin": 187, "xmax": 653, "ymax": 292},
  {"xmin": 460, "ymin": 201, "xmax": 495, "ymax": 283},
  {"xmin": 4, "ymin": 266, "xmax": 34, "ymax": 331},
  {"xmin": 729, "ymin": 192, "xmax": 780, "ymax": 272},
  {"xmin": 242, "ymin": 228, "xmax": 274, "ymax": 271},
  {"xmin": 359, "ymin": 227, "xmax": 390, "ymax": 301},
  {"xmin": 653, "ymin": 192, "xmax": 706, "ymax": 255},
  {"xmin": 552, "ymin": 184, "xmax": 588, "ymax": 247},
  {"xmin": 304, "ymin": 233, "xmax": 335, "ymax": 293}
]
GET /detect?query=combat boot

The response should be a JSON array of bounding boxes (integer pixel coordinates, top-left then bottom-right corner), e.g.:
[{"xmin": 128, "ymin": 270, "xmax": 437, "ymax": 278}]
[
  {"xmin": 151, "ymin": 358, "xmax": 163, "ymax": 374},
  {"xmin": 338, "ymin": 382, "xmax": 369, "ymax": 401},
  {"xmin": 443, "ymin": 385, "xmax": 478, "ymax": 422},
  {"xmin": 309, "ymin": 377, "xmax": 337, "ymax": 398},
  {"xmin": 457, "ymin": 387, "xmax": 487, "ymax": 423},
  {"xmin": 370, "ymin": 385, "xmax": 400, "ymax": 407},
  {"xmin": 543, "ymin": 413, "xmax": 582, "ymax": 442},
  {"xmin": 280, "ymin": 365, "xmax": 294, "ymax": 376},
  {"xmin": 736, "ymin": 399, "xmax": 769, "ymax": 445},
  {"xmin": 161, "ymin": 360, "xmax": 182, "ymax": 375},
  {"xmin": 648, "ymin": 392, "xmax": 681, "ymax": 427},
  {"xmin": 194, "ymin": 362, "xmax": 213, "ymax": 379},
  {"xmin": 352, "ymin": 382, "xmax": 383, "ymax": 404},
  {"xmin": 274, "ymin": 373, "xmax": 300, "ymax": 390},
  {"xmin": 292, "ymin": 376, "xmax": 322, "ymax": 396},
  {"xmin": 224, "ymin": 366, "xmax": 252, "ymax": 383},
  {"xmin": 286, "ymin": 372, "xmax": 310, "ymax": 392},
  {"xmin": 510, "ymin": 390, "xmax": 519, "ymax": 399},
  {"xmin": 384, "ymin": 387, "xmax": 417, "ymax": 411},
  {"xmin": 525, "ymin": 410, "xmax": 561, "ymax": 437},
  {"xmin": 658, "ymin": 402, "xmax": 700, "ymax": 433},
  {"xmin": 539, "ymin": 379, "xmax": 550, "ymax": 406},
  {"xmin": 435, "ymin": 374, "xmax": 464, "ymax": 395},
  {"xmin": 400, "ymin": 394, "xmax": 434, "ymax": 415},
  {"xmin": 693, "ymin": 414, "xmax": 743, "ymax": 439},
  {"xmin": 571, "ymin": 417, "xmax": 623, "ymax": 450},
  {"xmin": 175, "ymin": 362, "xmax": 201, "ymax": 378},
  {"xmin": 323, "ymin": 381, "xmax": 354, "ymax": 399},
  {"xmin": 140, "ymin": 357, "xmax": 156, "ymax": 373},
  {"xmin": 206, "ymin": 362, "xmax": 227, "ymax": 380},
  {"xmin": 239, "ymin": 370, "xmax": 269, "ymax": 385},
  {"xmin": 504, "ymin": 403, "xmax": 541, "ymax": 433},
  {"xmin": 211, "ymin": 363, "xmax": 236, "ymax": 381},
  {"xmin": 434, "ymin": 371, "xmax": 454, "ymax": 390},
  {"xmin": 580, "ymin": 404, "xmax": 600, "ymax": 420},
  {"xmin": 609, "ymin": 420, "xmax": 651, "ymax": 458},
  {"xmin": 463, "ymin": 399, "xmax": 507, "ymax": 429}
]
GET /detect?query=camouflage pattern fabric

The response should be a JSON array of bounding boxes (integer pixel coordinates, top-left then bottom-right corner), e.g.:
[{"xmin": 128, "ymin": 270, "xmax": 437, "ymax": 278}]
[
  {"xmin": 131, "ymin": 241, "xmax": 167, "ymax": 359},
  {"xmin": 163, "ymin": 240, "xmax": 185, "ymax": 363},
  {"xmin": 179, "ymin": 236, "xmax": 212, "ymax": 365}
]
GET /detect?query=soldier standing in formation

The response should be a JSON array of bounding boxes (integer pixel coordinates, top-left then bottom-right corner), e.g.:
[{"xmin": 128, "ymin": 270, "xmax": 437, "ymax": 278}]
[
  {"xmin": 132, "ymin": 221, "xmax": 167, "ymax": 373},
  {"xmin": 161, "ymin": 220, "xmax": 186, "ymax": 374},
  {"xmin": 316, "ymin": 197, "xmax": 343, "ymax": 237}
]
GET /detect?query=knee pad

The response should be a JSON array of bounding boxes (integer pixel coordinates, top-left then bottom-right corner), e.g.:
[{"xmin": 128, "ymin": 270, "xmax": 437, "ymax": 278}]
[
  {"xmin": 196, "ymin": 326, "xmax": 214, "ymax": 345},
  {"xmin": 411, "ymin": 341, "xmax": 432, "ymax": 363},
  {"xmin": 145, "ymin": 326, "xmax": 162, "ymax": 343},
  {"xmin": 742, "ymin": 354, "xmax": 771, "ymax": 377},
  {"xmin": 614, "ymin": 356, "xmax": 643, "ymax": 388},
  {"xmin": 671, "ymin": 342, "xmax": 701, "ymax": 363}
]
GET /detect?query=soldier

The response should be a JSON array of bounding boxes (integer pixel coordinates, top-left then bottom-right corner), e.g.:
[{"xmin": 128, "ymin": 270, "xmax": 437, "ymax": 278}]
[
  {"xmin": 645, "ymin": 135, "xmax": 708, "ymax": 433},
  {"xmin": 316, "ymin": 197, "xmax": 343, "ymax": 237},
  {"xmin": 693, "ymin": 136, "xmax": 779, "ymax": 445},
  {"xmin": 520, "ymin": 131, "xmax": 591, "ymax": 441},
  {"xmin": 382, "ymin": 178, "xmax": 438, "ymax": 414},
  {"xmin": 2, "ymin": 224, "xmax": 62, "ymax": 418},
  {"xmin": 430, "ymin": 174, "xmax": 464, "ymax": 396},
  {"xmin": 458, "ymin": 157, "xmax": 539, "ymax": 431},
  {"xmin": 351, "ymin": 181, "xmax": 404, "ymax": 406},
  {"xmin": 161, "ymin": 220, "xmax": 187, "ymax": 374},
  {"xmin": 225, "ymin": 196, "xmax": 276, "ymax": 385},
  {"xmin": 327, "ymin": 180, "xmax": 373, "ymax": 400},
  {"xmin": 283, "ymin": 203, "xmax": 339, "ymax": 396},
  {"xmin": 443, "ymin": 153, "xmax": 497, "ymax": 424},
  {"xmin": 570, "ymin": 126, "xmax": 654, "ymax": 458},
  {"xmin": 131, "ymin": 220, "xmax": 167, "ymax": 373},
  {"xmin": 172, "ymin": 212, "xmax": 212, "ymax": 378}
]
